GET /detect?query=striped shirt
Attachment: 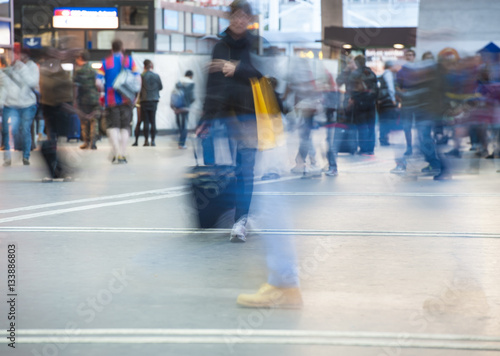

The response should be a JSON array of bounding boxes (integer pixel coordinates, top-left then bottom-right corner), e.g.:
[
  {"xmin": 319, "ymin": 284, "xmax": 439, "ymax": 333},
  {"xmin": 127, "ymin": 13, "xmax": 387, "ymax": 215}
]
[{"xmin": 97, "ymin": 53, "xmax": 139, "ymax": 107}]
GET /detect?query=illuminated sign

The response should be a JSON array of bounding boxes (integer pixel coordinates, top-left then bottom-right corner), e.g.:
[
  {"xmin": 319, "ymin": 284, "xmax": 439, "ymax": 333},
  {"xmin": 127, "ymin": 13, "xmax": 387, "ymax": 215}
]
[{"xmin": 53, "ymin": 8, "xmax": 119, "ymax": 29}]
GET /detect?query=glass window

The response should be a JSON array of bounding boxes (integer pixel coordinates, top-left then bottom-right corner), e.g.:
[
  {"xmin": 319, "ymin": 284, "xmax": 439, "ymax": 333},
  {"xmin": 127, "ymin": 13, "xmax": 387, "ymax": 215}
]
[
  {"xmin": 185, "ymin": 35, "xmax": 197, "ymax": 53},
  {"xmin": 120, "ymin": 6, "xmax": 149, "ymax": 29},
  {"xmin": 0, "ymin": 0, "xmax": 10, "ymax": 18},
  {"xmin": 164, "ymin": 10, "xmax": 179, "ymax": 31},
  {"xmin": 218, "ymin": 17, "xmax": 229, "ymax": 34},
  {"xmin": 192, "ymin": 14, "xmax": 206, "ymax": 34},
  {"xmin": 171, "ymin": 33, "xmax": 184, "ymax": 52},
  {"xmin": 156, "ymin": 33, "xmax": 171, "ymax": 52},
  {"xmin": 95, "ymin": 30, "xmax": 148, "ymax": 50},
  {"xmin": 53, "ymin": 30, "xmax": 85, "ymax": 49}
]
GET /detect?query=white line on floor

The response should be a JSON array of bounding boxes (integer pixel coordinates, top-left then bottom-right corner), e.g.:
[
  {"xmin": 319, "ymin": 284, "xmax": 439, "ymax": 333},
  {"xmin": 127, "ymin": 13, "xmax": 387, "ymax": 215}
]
[
  {"xmin": 1, "ymin": 227, "xmax": 498, "ymax": 238},
  {"xmin": 0, "ymin": 176, "xmax": 301, "ymax": 216},
  {"xmin": 253, "ymin": 192, "xmax": 500, "ymax": 197},
  {"xmin": 0, "ymin": 192, "xmax": 188, "ymax": 224},
  {"xmin": 3, "ymin": 332, "xmax": 500, "ymax": 350},
  {"xmin": 9, "ymin": 329, "xmax": 500, "ymax": 341},
  {"xmin": 0, "ymin": 186, "xmax": 188, "ymax": 215}
]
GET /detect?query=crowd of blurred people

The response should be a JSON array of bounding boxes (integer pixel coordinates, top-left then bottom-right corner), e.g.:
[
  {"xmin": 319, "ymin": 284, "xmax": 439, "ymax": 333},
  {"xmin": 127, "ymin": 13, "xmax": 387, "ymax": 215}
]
[{"xmin": 1, "ymin": 41, "xmax": 499, "ymax": 181}]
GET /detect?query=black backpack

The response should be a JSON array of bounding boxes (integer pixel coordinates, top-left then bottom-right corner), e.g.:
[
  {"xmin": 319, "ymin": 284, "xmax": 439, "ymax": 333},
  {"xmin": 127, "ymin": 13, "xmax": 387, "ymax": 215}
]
[{"xmin": 377, "ymin": 74, "xmax": 395, "ymax": 109}]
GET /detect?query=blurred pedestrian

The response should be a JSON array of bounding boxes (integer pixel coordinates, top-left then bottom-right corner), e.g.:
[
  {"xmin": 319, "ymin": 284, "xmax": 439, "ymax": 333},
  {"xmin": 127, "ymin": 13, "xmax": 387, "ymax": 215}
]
[
  {"xmin": 203, "ymin": 0, "xmax": 301, "ymax": 308},
  {"xmin": 39, "ymin": 47, "xmax": 78, "ymax": 181},
  {"xmin": 139, "ymin": 59, "xmax": 163, "ymax": 147},
  {"xmin": 377, "ymin": 60, "xmax": 398, "ymax": 146},
  {"xmin": 0, "ymin": 49, "xmax": 39, "ymax": 166},
  {"xmin": 74, "ymin": 50, "xmax": 100, "ymax": 150},
  {"xmin": 396, "ymin": 49, "xmax": 417, "ymax": 156},
  {"xmin": 171, "ymin": 70, "xmax": 195, "ymax": 149},
  {"xmin": 97, "ymin": 39, "xmax": 140, "ymax": 164},
  {"xmin": 349, "ymin": 55, "xmax": 378, "ymax": 155}
]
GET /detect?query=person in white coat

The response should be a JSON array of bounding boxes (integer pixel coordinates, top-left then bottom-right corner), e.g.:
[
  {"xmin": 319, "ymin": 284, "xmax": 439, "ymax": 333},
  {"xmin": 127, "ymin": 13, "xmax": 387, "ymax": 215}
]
[{"xmin": 0, "ymin": 50, "xmax": 39, "ymax": 166}]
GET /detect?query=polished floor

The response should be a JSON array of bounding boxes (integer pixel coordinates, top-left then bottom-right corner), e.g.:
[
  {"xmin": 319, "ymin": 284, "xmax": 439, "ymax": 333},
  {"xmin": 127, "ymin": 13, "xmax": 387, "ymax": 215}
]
[{"xmin": 1, "ymin": 131, "xmax": 499, "ymax": 356}]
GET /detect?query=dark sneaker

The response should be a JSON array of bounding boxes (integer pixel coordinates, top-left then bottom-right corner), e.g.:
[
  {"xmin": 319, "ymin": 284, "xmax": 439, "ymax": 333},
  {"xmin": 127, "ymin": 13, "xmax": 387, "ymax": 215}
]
[
  {"xmin": 91, "ymin": 144, "xmax": 97, "ymax": 150},
  {"xmin": 261, "ymin": 173, "xmax": 280, "ymax": 180},
  {"xmin": 112, "ymin": 156, "xmax": 117, "ymax": 164},
  {"xmin": 433, "ymin": 172, "xmax": 452, "ymax": 181},
  {"xmin": 151, "ymin": 142, "xmax": 156, "ymax": 147},
  {"xmin": 143, "ymin": 142, "xmax": 150, "ymax": 147},
  {"xmin": 23, "ymin": 158, "xmax": 30, "ymax": 166},
  {"xmin": 421, "ymin": 165, "xmax": 441, "ymax": 175},
  {"xmin": 132, "ymin": 142, "xmax": 138, "ymax": 147},
  {"xmin": 445, "ymin": 149, "xmax": 461, "ymax": 158},
  {"xmin": 118, "ymin": 156, "xmax": 128, "ymax": 164},
  {"xmin": 404, "ymin": 148, "xmax": 413, "ymax": 156}
]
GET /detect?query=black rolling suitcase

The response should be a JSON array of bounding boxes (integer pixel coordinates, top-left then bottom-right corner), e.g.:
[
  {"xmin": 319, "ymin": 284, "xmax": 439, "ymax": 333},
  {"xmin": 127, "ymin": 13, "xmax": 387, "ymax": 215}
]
[
  {"xmin": 187, "ymin": 132, "xmax": 236, "ymax": 228},
  {"xmin": 188, "ymin": 164, "xmax": 236, "ymax": 228},
  {"xmin": 333, "ymin": 122, "xmax": 357, "ymax": 154}
]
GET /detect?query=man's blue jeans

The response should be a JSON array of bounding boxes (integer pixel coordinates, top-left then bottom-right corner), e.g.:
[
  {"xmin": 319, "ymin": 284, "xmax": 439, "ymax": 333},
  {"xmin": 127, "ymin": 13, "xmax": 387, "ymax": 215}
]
[{"xmin": 2, "ymin": 105, "xmax": 37, "ymax": 160}]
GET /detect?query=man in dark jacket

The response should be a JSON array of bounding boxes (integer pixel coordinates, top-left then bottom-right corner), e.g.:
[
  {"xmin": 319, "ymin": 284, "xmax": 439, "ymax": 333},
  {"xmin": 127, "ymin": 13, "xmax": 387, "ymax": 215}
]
[
  {"xmin": 74, "ymin": 50, "xmax": 100, "ymax": 150},
  {"xmin": 202, "ymin": 1, "xmax": 262, "ymax": 245},
  {"xmin": 201, "ymin": 0, "xmax": 302, "ymax": 310},
  {"xmin": 139, "ymin": 59, "xmax": 163, "ymax": 147},
  {"xmin": 348, "ymin": 55, "xmax": 378, "ymax": 155}
]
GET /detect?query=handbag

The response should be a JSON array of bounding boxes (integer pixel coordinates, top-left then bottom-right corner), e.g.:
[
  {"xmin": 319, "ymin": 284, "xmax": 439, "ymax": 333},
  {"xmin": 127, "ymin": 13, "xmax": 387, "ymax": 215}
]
[
  {"xmin": 250, "ymin": 77, "xmax": 284, "ymax": 151},
  {"xmin": 112, "ymin": 56, "xmax": 141, "ymax": 101}
]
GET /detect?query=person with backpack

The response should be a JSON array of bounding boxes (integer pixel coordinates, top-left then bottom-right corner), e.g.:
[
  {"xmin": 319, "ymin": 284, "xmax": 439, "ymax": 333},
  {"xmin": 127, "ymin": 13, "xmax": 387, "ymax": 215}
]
[
  {"xmin": 377, "ymin": 61, "xmax": 398, "ymax": 146},
  {"xmin": 97, "ymin": 39, "xmax": 140, "ymax": 164},
  {"xmin": 139, "ymin": 59, "xmax": 163, "ymax": 147},
  {"xmin": 171, "ymin": 70, "xmax": 195, "ymax": 149},
  {"xmin": 348, "ymin": 55, "xmax": 378, "ymax": 155},
  {"xmin": 74, "ymin": 50, "xmax": 100, "ymax": 150}
]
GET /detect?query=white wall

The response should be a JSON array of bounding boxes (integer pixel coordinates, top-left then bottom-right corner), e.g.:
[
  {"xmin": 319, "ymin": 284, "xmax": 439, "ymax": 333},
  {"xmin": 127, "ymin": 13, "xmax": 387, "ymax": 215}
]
[
  {"xmin": 131, "ymin": 52, "xmax": 338, "ymax": 130},
  {"xmin": 132, "ymin": 53, "xmax": 211, "ymax": 130}
]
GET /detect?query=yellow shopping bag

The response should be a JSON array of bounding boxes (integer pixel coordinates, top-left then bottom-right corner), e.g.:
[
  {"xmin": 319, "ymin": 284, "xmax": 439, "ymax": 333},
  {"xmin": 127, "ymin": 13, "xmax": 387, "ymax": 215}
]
[{"xmin": 250, "ymin": 77, "xmax": 285, "ymax": 151}]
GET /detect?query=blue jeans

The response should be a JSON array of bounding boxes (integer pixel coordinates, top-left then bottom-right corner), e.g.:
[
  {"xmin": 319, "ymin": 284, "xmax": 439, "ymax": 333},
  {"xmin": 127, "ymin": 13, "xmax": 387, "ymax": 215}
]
[
  {"xmin": 396, "ymin": 111, "xmax": 440, "ymax": 169},
  {"xmin": 296, "ymin": 115, "xmax": 316, "ymax": 165},
  {"xmin": 326, "ymin": 126, "xmax": 338, "ymax": 170},
  {"xmin": 234, "ymin": 147, "xmax": 256, "ymax": 221},
  {"xmin": 415, "ymin": 118, "xmax": 440, "ymax": 169},
  {"xmin": 176, "ymin": 112, "xmax": 188, "ymax": 146},
  {"xmin": 2, "ymin": 105, "xmax": 37, "ymax": 160},
  {"xmin": 401, "ymin": 107, "xmax": 415, "ymax": 150}
]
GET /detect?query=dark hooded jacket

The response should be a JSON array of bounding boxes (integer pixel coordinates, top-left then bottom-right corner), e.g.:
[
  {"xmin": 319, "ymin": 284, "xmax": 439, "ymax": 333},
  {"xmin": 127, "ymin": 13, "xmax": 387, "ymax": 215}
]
[{"xmin": 202, "ymin": 29, "xmax": 262, "ymax": 121}]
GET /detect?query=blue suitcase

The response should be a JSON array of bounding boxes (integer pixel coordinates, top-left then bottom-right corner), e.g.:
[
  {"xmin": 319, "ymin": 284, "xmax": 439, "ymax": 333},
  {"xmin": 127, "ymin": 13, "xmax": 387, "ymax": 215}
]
[{"xmin": 66, "ymin": 113, "xmax": 81, "ymax": 142}]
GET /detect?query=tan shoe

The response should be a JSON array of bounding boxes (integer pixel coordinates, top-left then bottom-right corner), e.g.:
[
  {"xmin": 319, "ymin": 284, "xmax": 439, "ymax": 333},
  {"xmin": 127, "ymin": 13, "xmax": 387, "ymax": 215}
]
[{"xmin": 237, "ymin": 283, "xmax": 303, "ymax": 309}]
